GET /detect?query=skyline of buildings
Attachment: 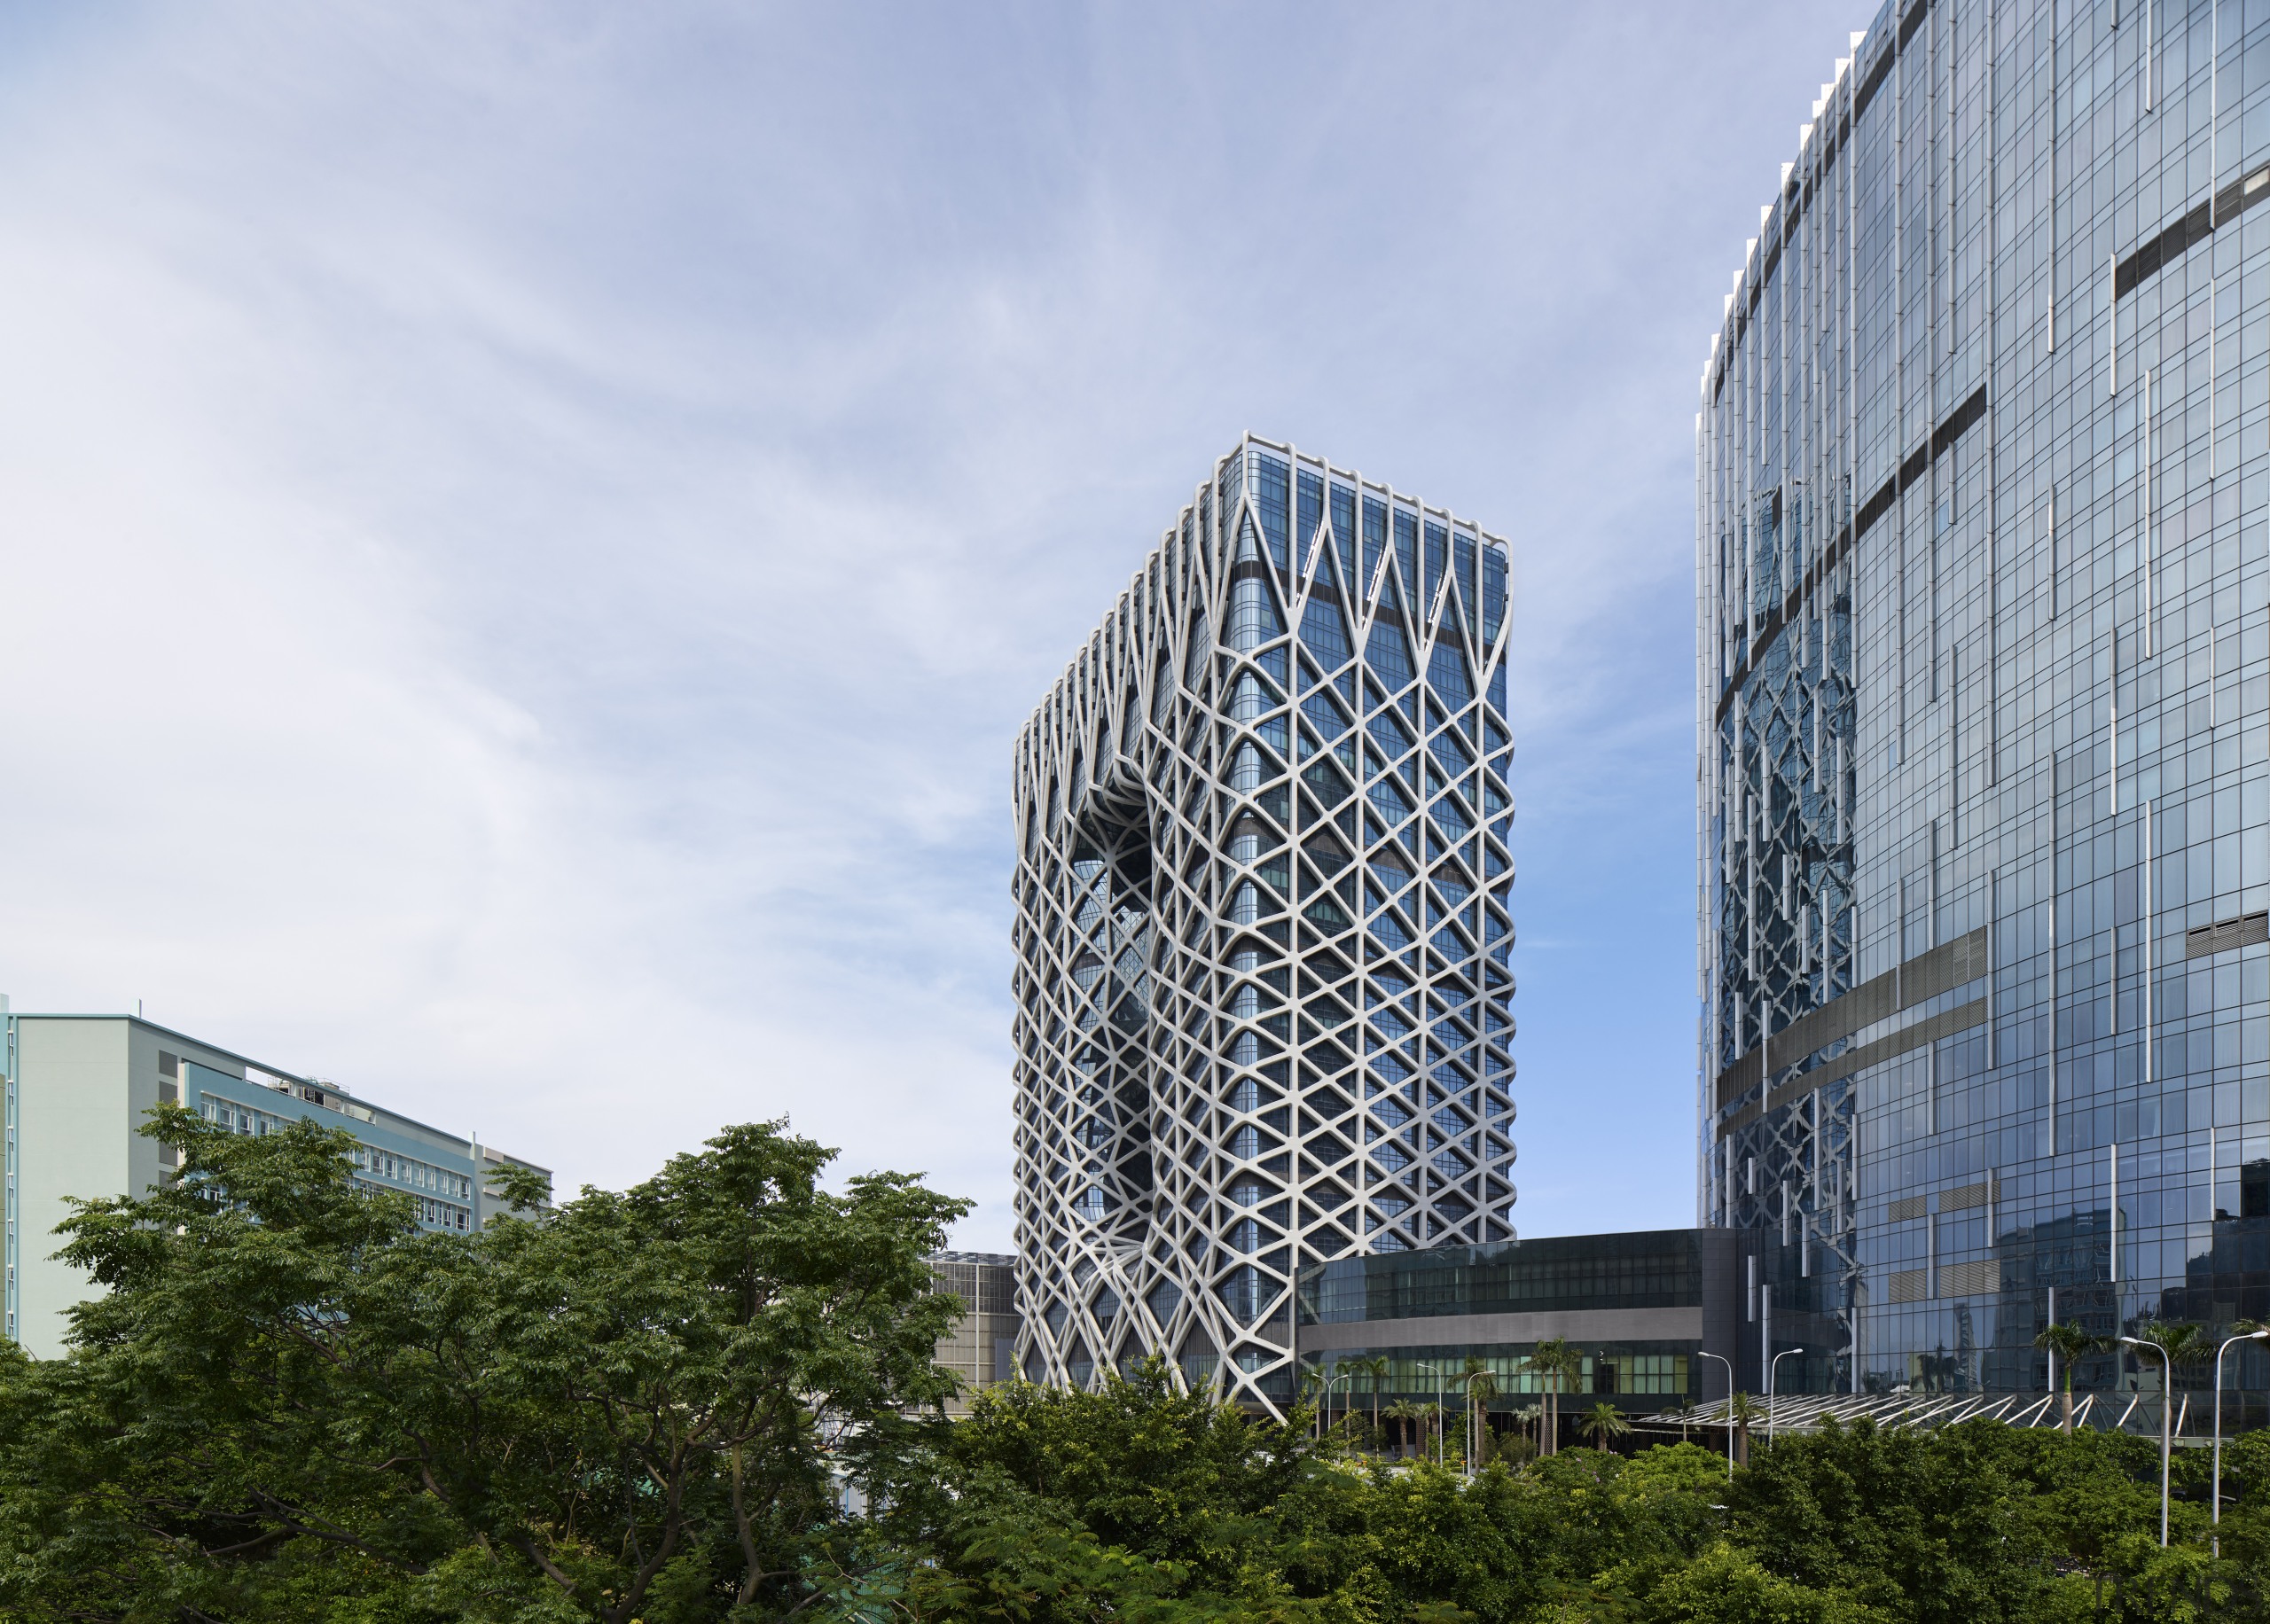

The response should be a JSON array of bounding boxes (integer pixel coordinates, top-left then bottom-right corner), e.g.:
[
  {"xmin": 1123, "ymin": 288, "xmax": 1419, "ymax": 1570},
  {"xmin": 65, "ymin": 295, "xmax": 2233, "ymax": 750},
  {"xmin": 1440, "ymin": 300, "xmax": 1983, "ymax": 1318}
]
[
  {"xmin": 1010, "ymin": 434, "xmax": 1515, "ymax": 1410},
  {"xmin": 1699, "ymin": 0, "xmax": 2270, "ymax": 1397},
  {"xmin": 49, "ymin": 0, "xmax": 2270, "ymax": 1421}
]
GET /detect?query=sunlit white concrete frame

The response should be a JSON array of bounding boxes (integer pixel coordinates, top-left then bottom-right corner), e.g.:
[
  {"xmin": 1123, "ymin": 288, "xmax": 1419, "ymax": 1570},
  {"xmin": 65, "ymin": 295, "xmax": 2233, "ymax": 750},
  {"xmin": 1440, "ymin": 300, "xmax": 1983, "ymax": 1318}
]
[{"xmin": 1011, "ymin": 434, "xmax": 1516, "ymax": 1413}]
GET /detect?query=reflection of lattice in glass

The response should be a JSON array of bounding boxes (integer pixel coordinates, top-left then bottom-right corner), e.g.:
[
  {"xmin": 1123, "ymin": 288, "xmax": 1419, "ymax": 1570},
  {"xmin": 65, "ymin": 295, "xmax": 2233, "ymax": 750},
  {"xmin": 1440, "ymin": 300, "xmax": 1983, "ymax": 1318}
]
[
  {"xmin": 1701, "ymin": 511, "xmax": 1860, "ymax": 1316},
  {"xmin": 1697, "ymin": 202, "xmax": 1865, "ymax": 1382},
  {"xmin": 1714, "ymin": 569, "xmax": 1858, "ymax": 1065},
  {"xmin": 1011, "ymin": 436, "xmax": 1516, "ymax": 1414}
]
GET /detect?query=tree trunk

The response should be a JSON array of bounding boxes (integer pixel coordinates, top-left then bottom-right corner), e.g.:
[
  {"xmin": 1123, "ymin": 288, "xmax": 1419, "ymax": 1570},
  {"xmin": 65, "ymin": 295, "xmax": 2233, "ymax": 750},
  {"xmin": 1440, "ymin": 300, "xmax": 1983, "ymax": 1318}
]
[{"xmin": 2061, "ymin": 1386, "xmax": 2074, "ymax": 1433}]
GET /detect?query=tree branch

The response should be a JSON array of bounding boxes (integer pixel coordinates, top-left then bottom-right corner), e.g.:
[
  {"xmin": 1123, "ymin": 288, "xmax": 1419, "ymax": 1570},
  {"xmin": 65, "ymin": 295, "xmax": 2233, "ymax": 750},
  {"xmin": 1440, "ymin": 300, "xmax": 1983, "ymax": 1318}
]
[{"xmin": 504, "ymin": 1529, "xmax": 581, "ymax": 1594}]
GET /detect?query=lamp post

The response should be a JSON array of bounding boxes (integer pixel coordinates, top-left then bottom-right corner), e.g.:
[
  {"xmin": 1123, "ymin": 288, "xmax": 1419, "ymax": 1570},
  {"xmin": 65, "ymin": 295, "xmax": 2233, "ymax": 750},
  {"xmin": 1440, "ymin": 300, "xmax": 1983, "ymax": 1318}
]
[
  {"xmin": 2117, "ymin": 1335, "xmax": 2174, "ymax": 1547},
  {"xmin": 2215, "ymin": 1329, "xmax": 2269, "ymax": 1550},
  {"xmin": 1415, "ymin": 1362, "xmax": 1450, "ymax": 1467},
  {"xmin": 1768, "ymin": 1347, "xmax": 1804, "ymax": 1442},
  {"xmin": 1435, "ymin": 1365, "xmax": 1448, "ymax": 1467},
  {"xmin": 1316, "ymin": 1369, "xmax": 1355, "ymax": 1442},
  {"xmin": 1697, "ymin": 1349, "xmax": 1736, "ymax": 1472}
]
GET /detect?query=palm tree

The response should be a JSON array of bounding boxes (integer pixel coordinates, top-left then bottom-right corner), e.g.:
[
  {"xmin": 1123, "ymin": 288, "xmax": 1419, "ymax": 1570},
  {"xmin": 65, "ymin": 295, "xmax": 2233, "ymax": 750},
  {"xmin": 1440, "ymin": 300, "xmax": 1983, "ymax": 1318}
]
[
  {"xmin": 1526, "ymin": 1338, "xmax": 1583, "ymax": 1457},
  {"xmin": 2128, "ymin": 1320, "xmax": 2208, "ymax": 1426},
  {"xmin": 1522, "ymin": 1340, "xmax": 1553, "ymax": 1457},
  {"xmin": 1459, "ymin": 1355, "xmax": 1501, "ymax": 1472},
  {"xmin": 1512, "ymin": 1401, "xmax": 1543, "ymax": 1458},
  {"xmin": 2132, "ymin": 1318, "xmax": 2208, "ymax": 1373},
  {"xmin": 1383, "ymin": 1397, "xmax": 1428, "ymax": 1457},
  {"xmin": 1352, "ymin": 1355, "xmax": 1392, "ymax": 1447},
  {"xmin": 2033, "ymin": 1321, "xmax": 2103, "ymax": 1433},
  {"xmin": 1577, "ymin": 1401, "xmax": 1632, "ymax": 1453},
  {"xmin": 1727, "ymin": 1390, "xmax": 1761, "ymax": 1466}
]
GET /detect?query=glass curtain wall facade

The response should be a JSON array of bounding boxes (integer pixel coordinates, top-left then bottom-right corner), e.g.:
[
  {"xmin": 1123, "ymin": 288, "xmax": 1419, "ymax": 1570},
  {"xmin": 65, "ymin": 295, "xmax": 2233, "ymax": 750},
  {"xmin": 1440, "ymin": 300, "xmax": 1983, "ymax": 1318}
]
[
  {"xmin": 1012, "ymin": 435, "xmax": 1515, "ymax": 1411},
  {"xmin": 1701, "ymin": 0, "xmax": 2270, "ymax": 1401}
]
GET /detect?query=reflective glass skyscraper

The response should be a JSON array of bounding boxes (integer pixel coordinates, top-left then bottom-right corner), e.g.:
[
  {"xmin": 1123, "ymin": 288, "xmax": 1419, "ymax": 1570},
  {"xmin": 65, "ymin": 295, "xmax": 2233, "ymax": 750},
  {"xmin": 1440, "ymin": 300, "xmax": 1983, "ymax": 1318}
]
[
  {"xmin": 1702, "ymin": 0, "xmax": 2270, "ymax": 1397},
  {"xmin": 1013, "ymin": 435, "xmax": 1516, "ymax": 1410}
]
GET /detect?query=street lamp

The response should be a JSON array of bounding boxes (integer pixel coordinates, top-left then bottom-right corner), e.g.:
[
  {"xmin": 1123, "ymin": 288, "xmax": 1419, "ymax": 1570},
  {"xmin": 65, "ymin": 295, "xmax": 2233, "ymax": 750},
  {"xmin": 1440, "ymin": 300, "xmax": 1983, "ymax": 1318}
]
[
  {"xmin": 1315, "ymin": 1368, "xmax": 1355, "ymax": 1442},
  {"xmin": 2117, "ymin": 1336, "xmax": 2174, "ymax": 1547},
  {"xmin": 1697, "ymin": 1349, "xmax": 1735, "ymax": 1472},
  {"xmin": 1768, "ymin": 1347, "xmax": 1804, "ymax": 1442},
  {"xmin": 2215, "ymin": 1328, "xmax": 2269, "ymax": 1549},
  {"xmin": 1415, "ymin": 1362, "xmax": 1450, "ymax": 1467}
]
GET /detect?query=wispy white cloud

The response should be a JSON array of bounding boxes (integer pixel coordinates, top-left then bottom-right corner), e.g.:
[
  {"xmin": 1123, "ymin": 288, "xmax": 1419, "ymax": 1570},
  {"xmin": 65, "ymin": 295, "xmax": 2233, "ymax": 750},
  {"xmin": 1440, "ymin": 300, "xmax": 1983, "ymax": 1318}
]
[{"xmin": 0, "ymin": 0, "xmax": 1867, "ymax": 1245}]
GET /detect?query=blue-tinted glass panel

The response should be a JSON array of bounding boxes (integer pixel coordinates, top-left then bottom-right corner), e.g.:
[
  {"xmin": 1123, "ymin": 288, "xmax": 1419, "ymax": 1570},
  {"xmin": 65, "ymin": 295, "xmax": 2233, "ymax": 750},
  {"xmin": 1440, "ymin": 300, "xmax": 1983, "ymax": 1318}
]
[
  {"xmin": 1296, "ymin": 468, "xmax": 1324, "ymax": 565},
  {"xmin": 1300, "ymin": 595, "xmax": 1352, "ymax": 667},
  {"xmin": 1331, "ymin": 486, "xmax": 1358, "ymax": 587},
  {"xmin": 1255, "ymin": 453, "xmax": 1290, "ymax": 568}
]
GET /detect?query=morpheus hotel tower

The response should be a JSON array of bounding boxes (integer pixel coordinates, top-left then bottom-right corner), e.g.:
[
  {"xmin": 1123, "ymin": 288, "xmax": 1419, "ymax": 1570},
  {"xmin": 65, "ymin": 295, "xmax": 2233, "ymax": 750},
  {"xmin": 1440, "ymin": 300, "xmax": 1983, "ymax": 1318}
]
[
  {"xmin": 1702, "ymin": 0, "xmax": 2270, "ymax": 1397},
  {"xmin": 1012, "ymin": 436, "xmax": 1515, "ymax": 1409}
]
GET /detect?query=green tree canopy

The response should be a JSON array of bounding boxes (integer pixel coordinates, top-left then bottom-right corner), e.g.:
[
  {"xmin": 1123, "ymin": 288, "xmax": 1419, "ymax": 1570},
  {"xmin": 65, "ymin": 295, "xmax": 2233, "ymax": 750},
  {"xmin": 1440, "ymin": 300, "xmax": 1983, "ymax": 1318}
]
[
  {"xmin": 2, "ymin": 1107, "xmax": 2264, "ymax": 1623},
  {"xmin": 0, "ymin": 1106, "xmax": 967, "ymax": 1623}
]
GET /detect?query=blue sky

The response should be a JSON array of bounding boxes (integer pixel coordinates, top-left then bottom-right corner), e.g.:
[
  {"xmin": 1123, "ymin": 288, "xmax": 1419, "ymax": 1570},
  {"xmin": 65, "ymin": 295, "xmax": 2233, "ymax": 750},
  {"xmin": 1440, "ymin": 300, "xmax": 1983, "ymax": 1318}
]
[{"xmin": 0, "ymin": 1, "xmax": 1867, "ymax": 1249}]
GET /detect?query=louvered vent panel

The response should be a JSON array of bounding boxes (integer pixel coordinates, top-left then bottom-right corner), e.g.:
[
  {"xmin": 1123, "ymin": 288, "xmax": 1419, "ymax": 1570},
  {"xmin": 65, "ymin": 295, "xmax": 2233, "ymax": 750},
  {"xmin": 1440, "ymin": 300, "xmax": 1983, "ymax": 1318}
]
[
  {"xmin": 1937, "ymin": 1259, "xmax": 2000, "ymax": 1298},
  {"xmin": 2187, "ymin": 912, "xmax": 2270, "ymax": 959},
  {"xmin": 1939, "ymin": 1178, "xmax": 1996, "ymax": 1212}
]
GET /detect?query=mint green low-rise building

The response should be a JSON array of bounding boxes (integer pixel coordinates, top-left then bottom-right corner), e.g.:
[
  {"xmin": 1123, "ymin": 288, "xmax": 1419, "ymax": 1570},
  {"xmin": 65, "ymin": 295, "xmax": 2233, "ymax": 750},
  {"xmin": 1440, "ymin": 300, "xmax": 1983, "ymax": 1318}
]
[{"xmin": 2, "ymin": 1003, "xmax": 545, "ymax": 1358}]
